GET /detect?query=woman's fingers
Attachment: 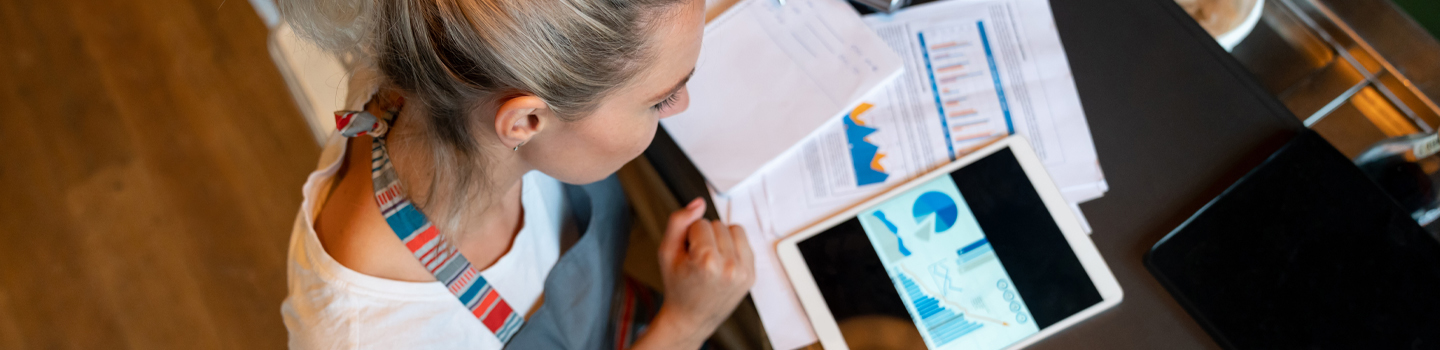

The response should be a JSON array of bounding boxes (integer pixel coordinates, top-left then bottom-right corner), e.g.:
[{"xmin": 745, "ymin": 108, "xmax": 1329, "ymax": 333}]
[
  {"xmin": 730, "ymin": 224, "xmax": 754, "ymax": 270},
  {"xmin": 729, "ymin": 224, "xmax": 755, "ymax": 288},
  {"xmin": 711, "ymin": 220, "xmax": 735, "ymax": 260},
  {"xmin": 661, "ymin": 198, "xmax": 706, "ymax": 264},
  {"xmin": 687, "ymin": 218, "xmax": 718, "ymax": 256}
]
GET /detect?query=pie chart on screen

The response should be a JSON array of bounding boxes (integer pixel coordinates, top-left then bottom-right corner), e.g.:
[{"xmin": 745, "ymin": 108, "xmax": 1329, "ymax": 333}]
[{"xmin": 913, "ymin": 191, "xmax": 959, "ymax": 233}]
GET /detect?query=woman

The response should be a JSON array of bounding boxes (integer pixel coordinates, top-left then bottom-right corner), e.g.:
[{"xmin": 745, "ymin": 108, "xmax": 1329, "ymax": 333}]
[{"xmin": 277, "ymin": 0, "xmax": 755, "ymax": 348}]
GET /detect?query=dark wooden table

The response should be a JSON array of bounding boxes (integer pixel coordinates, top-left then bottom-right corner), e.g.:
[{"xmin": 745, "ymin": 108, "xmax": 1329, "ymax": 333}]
[{"xmin": 644, "ymin": 0, "xmax": 1306, "ymax": 348}]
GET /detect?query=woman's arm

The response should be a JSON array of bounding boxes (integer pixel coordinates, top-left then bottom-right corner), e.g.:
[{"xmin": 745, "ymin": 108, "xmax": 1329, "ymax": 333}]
[{"xmin": 631, "ymin": 199, "xmax": 756, "ymax": 350}]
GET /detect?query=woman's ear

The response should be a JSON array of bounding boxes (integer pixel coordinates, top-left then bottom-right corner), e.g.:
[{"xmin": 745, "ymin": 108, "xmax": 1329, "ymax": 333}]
[{"xmin": 493, "ymin": 95, "xmax": 551, "ymax": 150}]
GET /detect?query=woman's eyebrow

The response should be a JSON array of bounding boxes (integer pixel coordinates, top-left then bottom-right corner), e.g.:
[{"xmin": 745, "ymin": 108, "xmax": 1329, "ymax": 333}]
[{"xmin": 650, "ymin": 69, "xmax": 695, "ymax": 103}]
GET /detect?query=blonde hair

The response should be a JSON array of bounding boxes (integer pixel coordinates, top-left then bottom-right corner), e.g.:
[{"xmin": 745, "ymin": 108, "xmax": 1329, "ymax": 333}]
[{"xmin": 280, "ymin": 0, "xmax": 686, "ymax": 229}]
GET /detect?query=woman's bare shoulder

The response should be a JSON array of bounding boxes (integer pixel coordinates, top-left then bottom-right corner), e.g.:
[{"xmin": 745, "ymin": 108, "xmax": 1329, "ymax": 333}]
[{"xmin": 313, "ymin": 138, "xmax": 435, "ymax": 283}]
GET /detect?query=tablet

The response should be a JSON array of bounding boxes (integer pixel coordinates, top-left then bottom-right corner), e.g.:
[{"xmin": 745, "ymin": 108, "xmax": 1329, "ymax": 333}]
[
  {"xmin": 776, "ymin": 136, "xmax": 1122, "ymax": 350},
  {"xmin": 1147, "ymin": 131, "xmax": 1440, "ymax": 347}
]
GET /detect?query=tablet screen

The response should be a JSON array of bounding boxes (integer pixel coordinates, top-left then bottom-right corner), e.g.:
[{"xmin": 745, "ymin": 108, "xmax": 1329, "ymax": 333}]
[{"xmin": 796, "ymin": 149, "xmax": 1102, "ymax": 350}]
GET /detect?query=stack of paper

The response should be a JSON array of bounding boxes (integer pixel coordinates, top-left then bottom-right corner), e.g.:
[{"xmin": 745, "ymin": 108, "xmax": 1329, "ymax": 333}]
[
  {"xmin": 660, "ymin": 0, "xmax": 905, "ymax": 193},
  {"xmin": 672, "ymin": 0, "xmax": 1109, "ymax": 349}
]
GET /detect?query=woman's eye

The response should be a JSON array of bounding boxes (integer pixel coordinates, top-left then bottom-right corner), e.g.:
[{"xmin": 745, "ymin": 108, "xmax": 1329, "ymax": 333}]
[{"xmin": 652, "ymin": 92, "xmax": 679, "ymax": 112}]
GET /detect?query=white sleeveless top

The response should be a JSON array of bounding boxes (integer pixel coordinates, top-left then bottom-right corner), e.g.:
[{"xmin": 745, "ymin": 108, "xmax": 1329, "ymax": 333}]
[{"xmin": 280, "ymin": 134, "xmax": 573, "ymax": 349}]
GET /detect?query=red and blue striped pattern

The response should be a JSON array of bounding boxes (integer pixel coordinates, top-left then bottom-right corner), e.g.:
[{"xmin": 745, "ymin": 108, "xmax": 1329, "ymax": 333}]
[{"xmin": 356, "ymin": 110, "xmax": 525, "ymax": 343}]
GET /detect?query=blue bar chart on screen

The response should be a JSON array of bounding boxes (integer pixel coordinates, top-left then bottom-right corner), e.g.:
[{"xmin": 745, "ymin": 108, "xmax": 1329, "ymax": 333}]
[
  {"xmin": 899, "ymin": 273, "xmax": 985, "ymax": 345},
  {"xmin": 857, "ymin": 175, "xmax": 1040, "ymax": 349}
]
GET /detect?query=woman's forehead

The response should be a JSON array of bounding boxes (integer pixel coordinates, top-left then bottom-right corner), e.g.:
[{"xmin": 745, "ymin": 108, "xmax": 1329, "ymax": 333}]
[{"xmin": 624, "ymin": 0, "xmax": 706, "ymax": 101}]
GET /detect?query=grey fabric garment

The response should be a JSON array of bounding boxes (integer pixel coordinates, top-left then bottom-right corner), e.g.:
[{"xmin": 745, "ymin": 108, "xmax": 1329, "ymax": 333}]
[{"xmin": 506, "ymin": 174, "xmax": 631, "ymax": 350}]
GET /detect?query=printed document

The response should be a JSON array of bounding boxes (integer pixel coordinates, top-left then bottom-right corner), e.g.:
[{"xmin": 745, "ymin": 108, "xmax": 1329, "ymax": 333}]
[
  {"xmin": 711, "ymin": 0, "xmax": 1107, "ymax": 348},
  {"xmin": 660, "ymin": 0, "xmax": 904, "ymax": 193}
]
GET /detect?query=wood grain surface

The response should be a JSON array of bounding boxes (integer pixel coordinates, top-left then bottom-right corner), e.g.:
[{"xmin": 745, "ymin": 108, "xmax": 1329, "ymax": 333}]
[{"xmin": 0, "ymin": 0, "xmax": 317, "ymax": 348}]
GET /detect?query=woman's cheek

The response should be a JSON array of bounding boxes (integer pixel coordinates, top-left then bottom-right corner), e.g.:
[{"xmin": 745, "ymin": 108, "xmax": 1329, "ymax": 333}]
[
  {"xmin": 594, "ymin": 115, "xmax": 653, "ymax": 167},
  {"xmin": 632, "ymin": 119, "xmax": 659, "ymax": 156}
]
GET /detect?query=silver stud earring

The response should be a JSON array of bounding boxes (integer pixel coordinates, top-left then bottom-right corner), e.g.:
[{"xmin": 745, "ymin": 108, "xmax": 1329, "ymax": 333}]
[{"xmin": 513, "ymin": 141, "xmax": 526, "ymax": 152}]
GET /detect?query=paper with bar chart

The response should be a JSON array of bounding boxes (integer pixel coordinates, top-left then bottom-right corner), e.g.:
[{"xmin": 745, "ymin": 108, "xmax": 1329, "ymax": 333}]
[
  {"xmin": 916, "ymin": 22, "xmax": 1014, "ymax": 155},
  {"xmin": 856, "ymin": 175, "xmax": 1039, "ymax": 349},
  {"xmin": 864, "ymin": 2, "xmax": 1107, "ymax": 204}
]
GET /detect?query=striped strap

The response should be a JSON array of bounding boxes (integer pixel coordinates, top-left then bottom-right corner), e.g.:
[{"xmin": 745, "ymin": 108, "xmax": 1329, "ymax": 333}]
[
  {"xmin": 341, "ymin": 110, "xmax": 526, "ymax": 343},
  {"xmin": 613, "ymin": 277, "xmax": 662, "ymax": 349}
]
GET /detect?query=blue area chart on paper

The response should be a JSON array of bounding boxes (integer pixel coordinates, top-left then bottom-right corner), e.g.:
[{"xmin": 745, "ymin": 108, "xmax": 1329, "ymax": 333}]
[
  {"xmin": 843, "ymin": 103, "xmax": 889, "ymax": 186},
  {"xmin": 913, "ymin": 191, "xmax": 960, "ymax": 233}
]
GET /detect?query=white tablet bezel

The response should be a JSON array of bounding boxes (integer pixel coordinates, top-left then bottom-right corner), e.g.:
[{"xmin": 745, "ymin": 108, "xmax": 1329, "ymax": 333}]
[{"xmin": 775, "ymin": 136, "xmax": 1123, "ymax": 350}]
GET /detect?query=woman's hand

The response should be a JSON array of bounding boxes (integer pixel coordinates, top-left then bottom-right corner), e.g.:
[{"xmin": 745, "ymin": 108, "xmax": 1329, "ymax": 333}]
[{"xmin": 632, "ymin": 198, "xmax": 755, "ymax": 350}]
